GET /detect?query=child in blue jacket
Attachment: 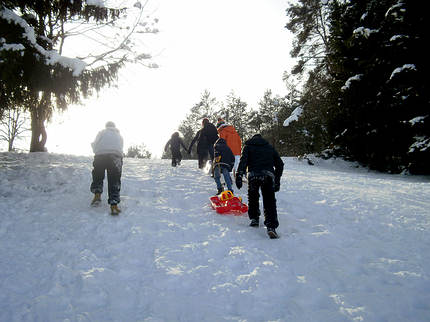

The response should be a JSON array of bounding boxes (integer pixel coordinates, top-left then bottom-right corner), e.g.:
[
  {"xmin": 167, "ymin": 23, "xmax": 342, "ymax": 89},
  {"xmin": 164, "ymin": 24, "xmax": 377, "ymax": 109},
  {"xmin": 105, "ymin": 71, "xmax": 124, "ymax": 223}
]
[{"xmin": 213, "ymin": 138, "xmax": 235, "ymax": 195}]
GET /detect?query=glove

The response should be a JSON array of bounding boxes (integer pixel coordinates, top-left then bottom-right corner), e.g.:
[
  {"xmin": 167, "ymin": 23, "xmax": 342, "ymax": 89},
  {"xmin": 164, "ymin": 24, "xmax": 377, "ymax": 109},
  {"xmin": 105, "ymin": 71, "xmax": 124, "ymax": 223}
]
[{"xmin": 235, "ymin": 175, "xmax": 243, "ymax": 189}]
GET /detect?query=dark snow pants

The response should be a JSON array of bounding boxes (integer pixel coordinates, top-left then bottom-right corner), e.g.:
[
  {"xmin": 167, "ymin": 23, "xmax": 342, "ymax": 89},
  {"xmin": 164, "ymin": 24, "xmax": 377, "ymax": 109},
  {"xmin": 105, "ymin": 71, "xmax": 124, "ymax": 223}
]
[
  {"xmin": 171, "ymin": 149, "xmax": 182, "ymax": 167},
  {"xmin": 198, "ymin": 151, "xmax": 209, "ymax": 169},
  {"xmin": 90, "ymin": 154, "xmax": 123, "ymax": 205},
  {"xmin": 197, "ymin": 145, "xmax": 214, "ymax": 169},
  {"xmin": 247, "ymin": 175, "xmax": 279, "ymax": 229}
]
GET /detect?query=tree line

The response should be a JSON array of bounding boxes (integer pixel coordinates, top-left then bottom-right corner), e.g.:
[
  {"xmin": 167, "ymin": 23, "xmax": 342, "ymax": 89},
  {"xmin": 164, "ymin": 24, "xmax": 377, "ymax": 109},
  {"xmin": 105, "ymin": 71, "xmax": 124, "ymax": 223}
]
[
  {"xmin": 162, "ymin": 88, "xmax": 305, "ymax": 160},
  {"xmin": 2, "ymin": 1, "xmax": 428, "ymax": 174},
  {"xmin": 167, "ymin": 1, "xmax": 429, "ymax": 174}
]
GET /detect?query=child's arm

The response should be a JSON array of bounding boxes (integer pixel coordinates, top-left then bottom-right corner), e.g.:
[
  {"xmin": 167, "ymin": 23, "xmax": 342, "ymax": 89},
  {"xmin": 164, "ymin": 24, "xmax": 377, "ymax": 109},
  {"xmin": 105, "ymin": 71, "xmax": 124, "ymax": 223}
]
[
  {"xmin": 187, "ymin": 130, "xmax": 200, "ymax": 153},
  {"xmin": 236, "ymin": 146, "xmax": 248, "ymax": 176},
  {"xmin": 180, "ymin": 139, "xmax": 187, "ymax": 151},
  {"xmin": 164, "ymin": 139, "xmax": 171, "ymax": 152}
]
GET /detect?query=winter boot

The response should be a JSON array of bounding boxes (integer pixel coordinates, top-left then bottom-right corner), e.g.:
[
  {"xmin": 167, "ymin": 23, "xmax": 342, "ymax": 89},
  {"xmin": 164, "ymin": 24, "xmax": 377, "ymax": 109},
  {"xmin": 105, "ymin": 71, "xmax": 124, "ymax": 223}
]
[
  {"xmin": 110, "ymin": 204, "xmax": 121, "ymax": 215},
  {"xmin": 91, "ymin": 193, "xmax": 101, "ymax": 206},
  {"xmin": 217, "ymin": 187, "xmax": 224, "ymax": 195},
  {"xmin": 267, "ymin": 227, "xmax": 279, "ymax": 239},
  {"xmin": 249, "ymin": 218, "xmax": 259, "ymax": 227}
]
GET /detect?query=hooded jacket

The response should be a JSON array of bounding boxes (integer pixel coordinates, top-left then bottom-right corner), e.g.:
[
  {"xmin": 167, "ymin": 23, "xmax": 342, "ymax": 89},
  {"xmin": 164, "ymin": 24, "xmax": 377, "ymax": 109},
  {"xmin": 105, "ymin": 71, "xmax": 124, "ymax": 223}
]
[
  {"xmin": 217, "ymin": 124, "xmax": 242, "ymax": 155},
  {"xmin": 189, "ymin": 121, "xmax": 219, "ymax": 154},
  {"xmin": 214, "ymin": 138, "xmax": 235, "ymax": 171},
  {"xmin": 237, "ymin": 134, "xmax": 284, "ymax": 182},
  {"xmin": 165, "ymin": 132, "xmax": 187, "ymax": 156},
  {"xmin": 91, "ymin": 126, "xmax": 124, "ymax": 157}
]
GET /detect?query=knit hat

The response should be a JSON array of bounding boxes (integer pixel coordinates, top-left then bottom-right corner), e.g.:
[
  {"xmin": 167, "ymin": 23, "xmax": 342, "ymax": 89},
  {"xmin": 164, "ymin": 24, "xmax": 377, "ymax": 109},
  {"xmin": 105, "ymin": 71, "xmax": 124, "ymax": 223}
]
[
  {"xmin": 105, "ymin": 121, "xmax": 116, "ymax": 128},
  {"xmin": 216, "ymin": 119, "xmax": 225, "ymax": 129}
]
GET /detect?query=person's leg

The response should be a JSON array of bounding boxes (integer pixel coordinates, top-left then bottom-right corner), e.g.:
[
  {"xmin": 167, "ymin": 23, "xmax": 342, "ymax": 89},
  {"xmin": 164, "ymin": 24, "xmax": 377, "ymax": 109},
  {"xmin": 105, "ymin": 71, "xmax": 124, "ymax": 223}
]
[
  {"xmin": 106, "ymin": 154, "xmax": 123, "ymax": 205},
  {"xmin": 198, "ymin": 153, "xmax": 205, "ymax": 169},
  {"xmin": 213, "ymin": 166, "xmax": 223, "ymax": 193},
  {"xmin": 261, "ymin": 176, "xmax": 279, "ymax": 229},
  {"xmin": 208, "ymin": 144, "xmax": 214, "ymax": 160},
  {"xmin": 222, "ymin": 167, "xmax": 233, "ymax": 191},
  {"xmin": 90, "ymin": 155, "xmax": 106, "ymax": 194},
  {"xmin": 247, "ymin": 178, "xmax": 261, "ymax": 221},
  {"xmin": 177, "ymin": 152, "xmax": 182, "ymax": 166}
]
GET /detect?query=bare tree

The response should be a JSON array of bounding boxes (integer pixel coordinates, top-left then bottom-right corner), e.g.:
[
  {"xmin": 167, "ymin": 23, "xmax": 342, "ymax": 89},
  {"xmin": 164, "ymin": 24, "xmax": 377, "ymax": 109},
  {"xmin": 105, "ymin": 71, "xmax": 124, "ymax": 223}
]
[{"xmin": 0, "ymin": 108, "xmax": 30, "ymax": 151}]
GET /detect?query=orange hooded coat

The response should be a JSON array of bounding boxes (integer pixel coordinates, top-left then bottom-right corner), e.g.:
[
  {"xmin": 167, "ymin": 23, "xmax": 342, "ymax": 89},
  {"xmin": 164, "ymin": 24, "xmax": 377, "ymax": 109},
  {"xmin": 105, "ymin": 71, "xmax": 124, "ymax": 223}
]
[{"xmin": 217, "ymin": 124, "xmax": 242, "ymax": 155}]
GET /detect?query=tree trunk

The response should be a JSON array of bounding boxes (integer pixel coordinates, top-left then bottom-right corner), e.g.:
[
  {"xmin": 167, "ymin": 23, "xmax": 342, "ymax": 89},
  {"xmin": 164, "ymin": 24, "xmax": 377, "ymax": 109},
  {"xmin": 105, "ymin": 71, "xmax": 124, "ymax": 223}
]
[
  {"xmin": 30, "ymin": 105, "xmax": 48, "ymax": 152},
  {"xmin": 8, "ymin": 138, "xmax": 14, "ymax": 152}
]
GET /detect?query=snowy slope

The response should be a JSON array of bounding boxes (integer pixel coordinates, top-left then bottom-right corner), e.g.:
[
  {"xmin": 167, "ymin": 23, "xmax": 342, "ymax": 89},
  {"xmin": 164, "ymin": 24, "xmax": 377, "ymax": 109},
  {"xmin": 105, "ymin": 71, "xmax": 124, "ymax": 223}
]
[{"xmin": 1, "ymin": 152, "xmax": 429, "ymax": 322}]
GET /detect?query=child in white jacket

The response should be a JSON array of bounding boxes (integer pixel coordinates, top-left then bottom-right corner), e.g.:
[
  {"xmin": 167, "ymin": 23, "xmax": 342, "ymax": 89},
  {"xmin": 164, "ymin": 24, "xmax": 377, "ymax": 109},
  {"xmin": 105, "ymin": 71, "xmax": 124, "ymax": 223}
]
[{"xmin": 90, "ymin": 121, "xmax": 124, "ymax": 214}]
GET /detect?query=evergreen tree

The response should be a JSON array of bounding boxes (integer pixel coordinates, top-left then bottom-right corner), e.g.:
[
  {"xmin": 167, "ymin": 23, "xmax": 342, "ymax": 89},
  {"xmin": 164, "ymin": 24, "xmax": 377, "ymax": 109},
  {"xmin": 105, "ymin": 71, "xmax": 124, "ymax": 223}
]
[
  {"xmin": 217, "ymin": 91, "xmax": 250, "ymax": 139},
  {"xmin": 286, "ymin": 0, "xmax": 331, "ymax": 75},
  {"xmin": 178, "ymin": 90, "xmax": 219, "ymax": 158},
  {"xmin": 327, "ymin": 0, "xmax": 429, "ymax": 172},
  {"xmin": 0, "ymin": 0, "xmax": 158, "ymax": 152},
  {"xmin": 255, "ymin": 90, "xmax": 288, "ymax": 150},
  {"xmin": 284, "ymin": 0, "xmax": 334, "ymax": 156},
  {"xmin": 285, "ymin": 0, "xmax": 429, "ymax": 173}
]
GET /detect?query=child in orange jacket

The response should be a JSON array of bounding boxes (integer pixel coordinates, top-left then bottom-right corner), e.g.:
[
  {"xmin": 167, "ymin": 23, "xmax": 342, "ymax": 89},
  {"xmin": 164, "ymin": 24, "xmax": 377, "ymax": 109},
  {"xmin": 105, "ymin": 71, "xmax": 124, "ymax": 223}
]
[{"xmin": 216, "ymin": 118, "xmax": 242, "ymax": 175}]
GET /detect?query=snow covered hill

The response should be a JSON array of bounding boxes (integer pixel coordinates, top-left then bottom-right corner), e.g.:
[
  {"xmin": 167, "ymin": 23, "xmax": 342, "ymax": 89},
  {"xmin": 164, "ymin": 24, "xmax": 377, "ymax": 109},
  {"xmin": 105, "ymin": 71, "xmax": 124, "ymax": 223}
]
[{"xmin": 1, "ymin": 152, "xmax": 429, "ymax": 321}]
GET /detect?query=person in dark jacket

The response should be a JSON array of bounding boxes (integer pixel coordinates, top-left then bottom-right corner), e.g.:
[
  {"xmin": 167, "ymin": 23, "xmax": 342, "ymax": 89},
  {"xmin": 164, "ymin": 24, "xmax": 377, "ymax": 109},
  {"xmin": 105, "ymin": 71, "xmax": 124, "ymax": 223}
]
[
  {"xmin": 213, "ymin": 138, "xmax": 235, "ymax": 194},
  {"xmin": 188, "ymin": 118, "xmax": 219, "ymax": 169},
  {"xmin": 235, "ymin": 134, "xmax": 284, "ymax": 239},
  {"xmin": 164, "ymin": 132, "xmax": 187, "ymax": 167}
]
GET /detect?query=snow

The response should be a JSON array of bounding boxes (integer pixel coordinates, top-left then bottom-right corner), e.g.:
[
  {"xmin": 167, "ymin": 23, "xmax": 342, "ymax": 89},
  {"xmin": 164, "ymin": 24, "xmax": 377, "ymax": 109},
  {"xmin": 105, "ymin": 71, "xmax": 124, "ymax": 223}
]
[
  {"xmin": 341, "ymin": 74, "xmax": 363, "ymax": 91},
  {"xmin": 390, "ymin": 34, "xmax": 408, "ymax": 42},
  {"xmin": 385, "ymin": 3, "xmax": 406, "ymax": 19},
  {"xmin": 0, "ymin": 42, "xmax": 25, "ymax": 52},
  {"xmin": 409, "ymin": 116, "xmax": 427, "ymax": 126},
  {"xmin": 390, "ymin": 64, "xmax": 417, "ymax": 80},
  {"xmin": 409, "ymin": 136, "xmax": 430, "ymax": 153},
  {"xmin": 86, "ymin": 0, "xmax": 106, "ymax": 8},
  {"xmin": 283, "ymin": 107, "xmax": 303, "ymax": 127},
  {"xmin": 1, "ymin": 152, "xmax": 430, "ymax": 321},
  {"xmin": 0, "ymin": 8, "xmax": 87, "ymax": 76},
  {"xmin": 353, "ymin": 27, "xmax": 378, "ymax": 38}
]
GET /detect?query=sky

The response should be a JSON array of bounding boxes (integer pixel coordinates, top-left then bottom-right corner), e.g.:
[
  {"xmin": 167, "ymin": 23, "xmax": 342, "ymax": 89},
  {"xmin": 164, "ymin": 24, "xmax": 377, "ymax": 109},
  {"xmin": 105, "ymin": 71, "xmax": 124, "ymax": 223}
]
[{"xmin": 9, "ymin": 0, "xmax": 294, "ymax": 158}]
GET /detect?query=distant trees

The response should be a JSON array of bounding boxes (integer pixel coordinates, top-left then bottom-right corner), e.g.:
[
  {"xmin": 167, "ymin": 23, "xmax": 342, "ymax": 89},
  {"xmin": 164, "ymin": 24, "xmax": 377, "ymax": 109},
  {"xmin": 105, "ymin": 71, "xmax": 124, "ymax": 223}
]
[
  {"xmin": 0, "ymin": 0, "xmax": 158, "ymax": 152},
  {"xmin": 175, "ymin": 90, "xmax": 219, "ymax": 160},
  {"xmin": 126, "ymin": 144, "xmax": 152, "ymax": 159},
  {"xmin": 170, "ymin": 89, "xmax": 298, "ymax": 159},
  {"xmin": 218, "ymin": 91, "xmax": 250, "ymax": 139}
]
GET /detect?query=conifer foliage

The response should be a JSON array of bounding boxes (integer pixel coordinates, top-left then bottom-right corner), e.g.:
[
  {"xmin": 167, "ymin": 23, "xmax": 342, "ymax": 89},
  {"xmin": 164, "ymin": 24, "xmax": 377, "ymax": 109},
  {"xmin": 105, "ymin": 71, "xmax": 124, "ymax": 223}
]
[
  {"xmin": 0, "ymin": 0, "xmax": 158, "ymax": 152},
  {"xmin": 286, "ymin": 0, "xmax": 429, "ymax": 173}
]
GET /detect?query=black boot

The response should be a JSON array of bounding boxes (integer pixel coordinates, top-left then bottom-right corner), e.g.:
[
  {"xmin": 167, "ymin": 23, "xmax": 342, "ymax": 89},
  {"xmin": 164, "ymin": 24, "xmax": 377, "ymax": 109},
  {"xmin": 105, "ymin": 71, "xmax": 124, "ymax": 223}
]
[{"xmin": 267, "ymin": 227, "xmax": 279, "ymax": 239}]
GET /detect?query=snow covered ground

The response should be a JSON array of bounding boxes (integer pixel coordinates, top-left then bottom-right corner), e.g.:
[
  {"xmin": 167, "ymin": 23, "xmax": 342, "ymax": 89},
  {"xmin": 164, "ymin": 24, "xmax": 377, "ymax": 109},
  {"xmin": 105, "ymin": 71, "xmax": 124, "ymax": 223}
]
[{"xmin": 1, "ymin": 152, "xmax": 429, "ymax": 322}]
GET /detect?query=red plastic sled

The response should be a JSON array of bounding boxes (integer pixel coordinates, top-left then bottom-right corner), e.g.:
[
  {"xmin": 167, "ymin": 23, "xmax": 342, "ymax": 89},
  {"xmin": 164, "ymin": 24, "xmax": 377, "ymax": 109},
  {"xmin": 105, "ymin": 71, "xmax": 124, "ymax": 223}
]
[{"xmin": 210, "ymin": 190, "xmax": 248, "ymax": 215}]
